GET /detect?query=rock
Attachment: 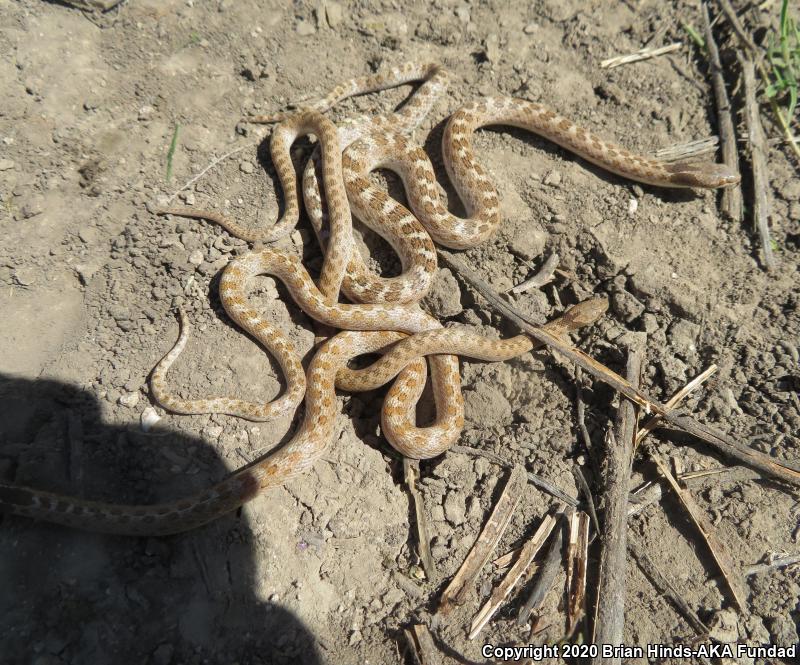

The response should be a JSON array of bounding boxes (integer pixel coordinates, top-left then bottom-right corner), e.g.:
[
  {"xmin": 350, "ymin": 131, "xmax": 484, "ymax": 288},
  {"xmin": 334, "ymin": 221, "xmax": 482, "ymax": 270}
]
[
  {"xmin": 361, "ymin": 13, "xmax": 408, "ymax": 42},
  {"xmin": 543, "ymin": 169, "xmax": 562, "ymax": 187},
  {"xmin": 455, "ymin": 5, "xmax": 470, "ymax": 23},
  {"xmin": 658, "ymin": 355, "xmax": 687, "ymax": 382},
  {"xmin": 296, "ymin": 19, "xmax": 316, "ymax": 36},
  {"xmin": 483, "ymin": 33, "xmax": 500, "ymax": 62},
  {"xmin": 443, "ymin": 491, "xmax": 466, "ymax": 526},
  {"xmin": 324, "ymin": 0, "xmax": 343, "ymax": 27},
  {"xmin": 668, "ymin": 319, "xmax": 699, "ymax": 354},
  {"xmin": 20, "ymin": 196, "xmax": 44, "ymax": 219},
  {"xmin": 611, "ymin": 290, "xmax": 645, "ymax": 323},
  {"xmin": 188, "ymin": 249, "xmax": 204, "ymax": 266},
  {"xmin": 78, "ymin": 225, "xmax": 98, "ymax": 244},
  {"xmin": 641, "ymin": 312, "xmax": 659, "ymax": 334},
  {"xmin": 75, "ymin": 263, "xmax": 100, "ymax": 285},
  {"xmin": 13, "ymin": 268, "xmax": 37, "ymax": 286},
  {"xmin": 523, "ymin": 22, "xmax": 537, "ymax": 34},
  {"xmin": 423, "ymin": 268, "xmax": 462, "ymax": 317},
  {"xmin": 119, "ymin": 392, "xmax": 140, "ymax": 408},
  {"xmin": 138, "ymin": 105, "xmax": 155, "ymax": 121},
  {"xmin": 707, "ymin": 608, "xmax": 739, "ymax": 644},
  {"xmin": 508, "ymin": 225, "xmax": 547, "ymax": 261},
  {"xmin": 239, "ymin": 161, "xmax": 255, "ymax": 174},
  {"xmin": 0, "ymin": 158, "xmax": 14, "ymax": 171},
  {"xmin": 430, "ymin": 505, "xmax": 445, "ymax": 522}
]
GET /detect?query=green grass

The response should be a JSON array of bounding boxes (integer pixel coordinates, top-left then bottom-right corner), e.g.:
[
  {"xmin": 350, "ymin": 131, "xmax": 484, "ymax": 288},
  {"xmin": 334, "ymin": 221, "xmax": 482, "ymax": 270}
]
[
  {"xmin": 166, "ymin": 124, "xmax": 180, "ymax": 182},
  {"xmin": 765, "ymin": 0, "xmax": 799, "ymax": 123},
  {"xmin": 682, "ymin": 22, "xmax": 705, "ymax": 50}
]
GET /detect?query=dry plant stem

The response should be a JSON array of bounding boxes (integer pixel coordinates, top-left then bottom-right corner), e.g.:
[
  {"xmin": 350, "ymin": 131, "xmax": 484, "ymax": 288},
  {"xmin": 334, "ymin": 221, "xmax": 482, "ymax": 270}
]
[
  {"xmin": 404, "ymin": 625, "xmax": 441, "ymax": 665},
  {"xmin": 702, "ymin": 3, "xmax": 744, "ymax": 221},
  {"xmin": 654, "ymin": 137, "xmax": 720, "ymax": 162},
  {"xmin": 162, "ymin": 144, "xmax": 248, "ymax": 206},
  {"xmin": 511, "ymin": 252, "xmax": 560, "ymax": 293},
  {"xmin": 449, "ymin": 445, "xmax": 579, "ymax": 507},
  {"xmin": 438, "ymin": 465, "xmax": 527, "ymax": 615},
  {"xmin": 572, "ymin": 467, "xmax": 600, "ymax": 537},
  {"xmin": 566, "ymin": 511, "xmax": 590, "ymax": 632},
  {"xmin": 404, "ymin": 459, "xmax": 436, "ymax": 580},
  {"xmin": 600, "ymin": 43, "xmax": 683, "ymax": 69},
  {"xmin": 469, "ymin": 513, "xmax": 557, "ymax": 639},
  {"xmin": 739, "ymin": 53, "xmax": 778, "ymax": 271},
  {"xmin": 592, "ymin": 340, "xmax": 645, "ymax": 661},
  {"xmin": 628, "ymin": 534, "xmax": 710, "ymax": 636},
  {"xmin": 437, "ymin": 249, "xmax": 800, "ymax": 486},
  {"xmin": 635, "ymin": 365, "xmax": 718, "ymax": 446},
  {"xmin": 628, "ymin": 466, "xmax": 762, "ymax": 517},
  {"xmin": 517, "ymin": 512, "xmax": 567, "ymax": 626},
  {"xmin": 650, "ymin": 452, "xmax": 747, "ymax": 609},
  {"xmin": 715, "ymin": 0, "xmax": 759, "ymax": 52},
  {"xmin": 746, "ymin": 553, "xmax": 800, "ymax": 576}
]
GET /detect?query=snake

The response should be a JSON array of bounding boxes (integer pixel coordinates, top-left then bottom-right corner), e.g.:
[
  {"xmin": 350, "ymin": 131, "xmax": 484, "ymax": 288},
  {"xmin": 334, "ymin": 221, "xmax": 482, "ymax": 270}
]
[{"xmin": 0, "ymin": 63, "xmax": 739, "ymax": 534}]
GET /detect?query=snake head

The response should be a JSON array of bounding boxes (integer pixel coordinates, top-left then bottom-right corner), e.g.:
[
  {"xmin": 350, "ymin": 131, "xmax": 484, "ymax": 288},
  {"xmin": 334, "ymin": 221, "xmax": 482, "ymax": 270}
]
[{"xmin": 664, "ymin": 161, "xmax": 741, "ymax": 189}]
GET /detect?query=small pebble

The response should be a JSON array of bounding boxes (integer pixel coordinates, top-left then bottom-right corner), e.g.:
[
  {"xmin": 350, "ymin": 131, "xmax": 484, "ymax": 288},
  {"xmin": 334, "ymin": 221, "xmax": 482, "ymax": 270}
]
[
  {"xmin": 296, "ymin": 19, "xmax": 316, "ymax": 36},
  {"xmin": 188, "ymin": 249, "xmax": 204, "ymax": 266},
  {"xmin": 324, "ymin": 0, "xmax": 343, "ymax": 27},
  {"xmin": 119, "ymin": 392, "xmax": 140, "ymax": 408},
  {"xmin": 239, "ymin": 161, "xmax": 255, "ymax": 174},
  {"xmin": 0, "ymin": 158, "xmax": 14, "ymax": 171},
  {"xmin": 139, "ymin": 406, "xmax": 161, "ymax": 432}
]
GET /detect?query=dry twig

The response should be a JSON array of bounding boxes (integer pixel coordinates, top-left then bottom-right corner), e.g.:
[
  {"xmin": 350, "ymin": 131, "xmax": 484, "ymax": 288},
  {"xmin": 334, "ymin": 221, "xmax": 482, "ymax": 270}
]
[
  {"xmin": 701, "ymin": 2, "xmax": 744, "ymax": 221},
  {"xmin": 650, "ymin": 452, "xmax": 747, "ymax": 609},
  {"xmin": 438, "ymin": 465, "xmax": 526, "ymax": 614},
  {"xmin": 437, "ymin": 248, "xmax": 800, "ymax": 487},
  {"xmin": 510, "ymin": 253, "xmax": 560, "ymax": 294},
  {"xmin": 740, "ymin": 53, "xmax": 778, "ymax": 271},
  {"xmin": 469, "ymin": 513, "xmax": 557, "ymax": 639},
  {"xmin": 601, "ymin": 43, "xmax": 683, "ymax": 69},
  {"xmin": 566, "ymin": 511, "xmax": 590, "ymax": 633},
  {"xmin": 592, "ymin": 340, "xmax": 645, "ymax": 660},
  {"xmin": 517, "ymin": 512, "xmax": 566, "ymax": 626}
]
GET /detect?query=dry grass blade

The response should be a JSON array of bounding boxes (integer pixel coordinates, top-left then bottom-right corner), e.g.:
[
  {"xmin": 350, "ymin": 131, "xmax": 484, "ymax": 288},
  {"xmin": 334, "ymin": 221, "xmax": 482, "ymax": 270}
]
[
  {"xmin": 653, "ymin": 136, "xmax": 721, "ymax": 162},
  {"xmin": 438, "ymin": 248, "xmax": 800, "ymax": 487},
  {"xmin": 746, "ymin": 552, "xmax": 800, "ymax": 576},
  {"xmin": 469, "ymin": 513, "xmax": 557, "ymax": 639},
  {"xmin": 650, "ymin": 452, "xmax": 747, "ymax": 610},
  {"xmin": 438, "ymin": 464, "xmax": 527, "ymax": 615},
  {"xmin": 601, "ymin": 43, "xmax": 683, "ymax": 69}
]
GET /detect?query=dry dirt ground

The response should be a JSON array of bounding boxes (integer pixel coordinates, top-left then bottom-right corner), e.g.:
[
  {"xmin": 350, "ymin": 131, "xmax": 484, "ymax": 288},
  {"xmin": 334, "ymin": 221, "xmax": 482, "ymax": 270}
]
[{"xmin": 1, "ymin": 1, "xmax": 799, "ymax": 664}]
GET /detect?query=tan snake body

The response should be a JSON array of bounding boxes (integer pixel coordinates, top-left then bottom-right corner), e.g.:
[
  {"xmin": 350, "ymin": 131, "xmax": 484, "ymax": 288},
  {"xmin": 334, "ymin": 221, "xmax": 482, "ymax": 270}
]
[{"xmin": 0, "ymin": 62, "xmax": 739, "ymax": 534}]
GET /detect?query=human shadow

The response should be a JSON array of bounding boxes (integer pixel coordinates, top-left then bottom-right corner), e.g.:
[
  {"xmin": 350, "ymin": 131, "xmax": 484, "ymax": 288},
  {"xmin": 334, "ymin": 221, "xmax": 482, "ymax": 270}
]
[{"xmin": 0, "ymin": 374, "xmax": 322, "ymax": 665}]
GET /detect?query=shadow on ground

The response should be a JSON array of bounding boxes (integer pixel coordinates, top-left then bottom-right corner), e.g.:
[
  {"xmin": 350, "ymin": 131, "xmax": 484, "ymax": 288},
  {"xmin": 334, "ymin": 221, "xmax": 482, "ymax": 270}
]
[{"xmin": 0, "ymin": 374, "xmax": 322, "ymax": 665}]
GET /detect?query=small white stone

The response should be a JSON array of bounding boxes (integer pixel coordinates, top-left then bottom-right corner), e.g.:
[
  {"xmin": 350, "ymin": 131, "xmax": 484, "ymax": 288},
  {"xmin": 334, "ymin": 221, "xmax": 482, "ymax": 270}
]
[
  {"xmin": 628, "ymin": 198, "xmax": 638, "ymax": 215},
  {"xmin": 119, "ymin": 392, "xmax": 140, "ymax": 408},
  {"xmin": 140, "ymin": 407, "xmax": 162, "ymax": 432},
  {"xmin": 188, "ymin": 249, "xmax": 204, "ymax": 265}
]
